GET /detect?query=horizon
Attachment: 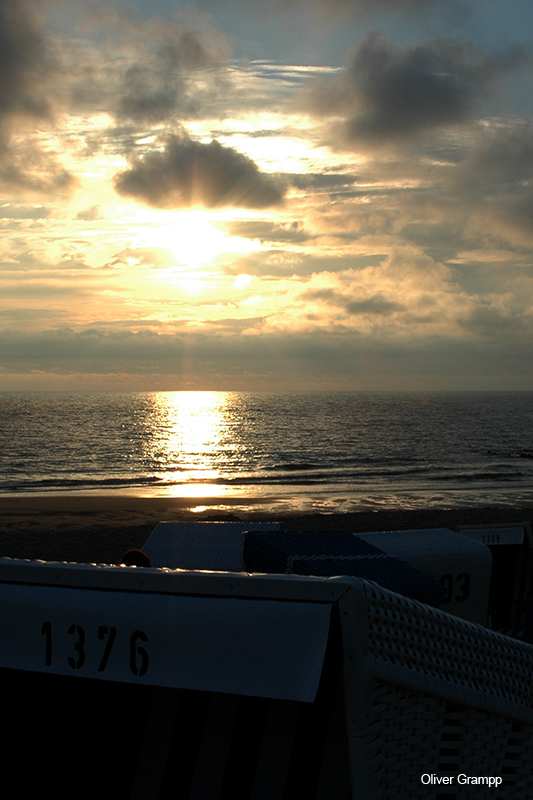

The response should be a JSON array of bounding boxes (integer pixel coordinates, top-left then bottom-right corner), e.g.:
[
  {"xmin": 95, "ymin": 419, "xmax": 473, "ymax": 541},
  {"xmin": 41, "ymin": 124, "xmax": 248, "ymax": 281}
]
[{"xmin": 2, "ymin": 387, "xmax": 533, "ymax": 395}]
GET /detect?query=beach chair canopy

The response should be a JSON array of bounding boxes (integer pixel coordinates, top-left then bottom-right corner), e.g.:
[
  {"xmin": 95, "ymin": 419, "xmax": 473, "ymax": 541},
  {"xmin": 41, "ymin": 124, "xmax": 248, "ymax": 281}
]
[{"xmin": 143, "ymin": 520, "xmax": 282, "ymax": 570}]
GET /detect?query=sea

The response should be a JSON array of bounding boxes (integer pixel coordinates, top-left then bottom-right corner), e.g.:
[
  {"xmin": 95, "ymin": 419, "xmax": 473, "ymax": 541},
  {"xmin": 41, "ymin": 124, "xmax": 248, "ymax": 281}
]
[{"xmin": 1, "ymin": 391, "xmax": 532, "ymax": 513}]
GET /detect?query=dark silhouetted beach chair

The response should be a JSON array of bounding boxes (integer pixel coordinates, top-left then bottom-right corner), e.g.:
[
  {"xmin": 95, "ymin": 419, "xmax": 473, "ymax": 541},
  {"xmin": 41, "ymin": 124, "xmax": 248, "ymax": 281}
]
[
  {"xmin": 0, "ymin": 555, "xmax": 532, "ymax": 798},
  {"xmin": 459, "ymin": 521, "xmax": 533, "ymax": 637},
  {"xmin": 356, "ymin": 527, "xmax": 493, "ymax": 624},
  {"xmin": 143, "ymin": 520, "xmax": 282, "ymax": 570}
]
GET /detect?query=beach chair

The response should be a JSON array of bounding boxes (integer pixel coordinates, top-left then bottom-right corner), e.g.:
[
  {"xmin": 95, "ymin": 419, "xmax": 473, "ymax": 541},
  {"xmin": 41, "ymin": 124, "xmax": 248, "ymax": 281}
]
[
  {"xmin": 0, "ymin": 557, "xmax": 532, "ymax": 799},
  {"xmin": 142, "ymin": 524, "xmax": 493, "ymax": 624},
  {"xmin": 458, "ymin": 522, "xmax": 533, "ymax": 633},
  {"xmin": 142, "ymin": 520, "xmax": 282, "ymax": 570},
  {"xmin": 356, "ymin": 528, "xmax": 492, "ymax": 625}
]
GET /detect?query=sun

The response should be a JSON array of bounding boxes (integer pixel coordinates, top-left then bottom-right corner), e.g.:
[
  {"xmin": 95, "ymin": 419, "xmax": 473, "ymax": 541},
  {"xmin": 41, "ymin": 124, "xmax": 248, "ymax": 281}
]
[
  {"xmin": 133, "ymin": 209, "xmax": 261, "ymax": 268},
  {"xmin": 144, "ymin": 211, "xmax": 228, "ymax": 266}
]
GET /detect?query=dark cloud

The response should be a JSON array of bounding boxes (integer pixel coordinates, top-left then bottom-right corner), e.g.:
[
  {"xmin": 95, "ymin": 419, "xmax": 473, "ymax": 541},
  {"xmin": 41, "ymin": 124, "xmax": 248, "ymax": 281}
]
[
  {"xmin": 224, "ymin": 220, "xmax": 310, "ymax": 242},
  {"xmin": 398, "ymin": 220, "xmax": 465, "ymax": 261},
  {"xmin": 2, "ymin": 326, "xmax": 531, "ymax": 389},
  {"xmin": 67, "ymin": 7, "xmax": 230, "ymax": 124},
  {"xmin": 0, "ymin": 281, "xmax": 88, "ymax": 298},
  {"xmin": 499, "ymin": 194, "xmax": 533, "ymax": 244},
  {"xmin": 457, "ymin": 305, "xmax": 526, "ymax": 337},
  {"xmin": 461, "ymin": 120, "xmax": 533, "ymax": 191},
  {"xmin": 415, "ymin": 120, "xmax": 533, "ymax": 246},
  {"xmin": 0, "ymin": 0, "xmax": 53, "ymax": 121},
  {"xmin": 336, "ymin": 116, "xmax": 533, "ymax": 248},
  {"xmin": 289, "ymin": 172, "xmax": 360, "ymax": 191},
  {"xmin": 300, "ymin": 287, "xmax": 344, "ymax": 303},
  {"xmin": 113, "ymin": 132, "xmax": 286, "ymax": 209},
  {"xmin": 463, "ymin": 123, "xmax": 533, "ymax": 244},
  {"xmin": 0, "ymin": 1, "xmax": 77, "ymax": 193},
  {"xmin": 117, "ymin": 65, "xmax": 186, "ymax": 123},
  {"xmin": 0, "ymin": 145, "xmax": 75, "ymax": 194},
  {"xmin": 302, "ymin": 287, "xmax": 405, "ymax": 315},
  {"xmin": 115, "ymin": 27, "xmax": 227, "ymax": 122},
  {"xmin": 307, "ymin": 32, "xmax": 526, "ymax": 147},
  {"xmin": 345, "ymin": 295, "xmax": 405, "ymax": 315}
]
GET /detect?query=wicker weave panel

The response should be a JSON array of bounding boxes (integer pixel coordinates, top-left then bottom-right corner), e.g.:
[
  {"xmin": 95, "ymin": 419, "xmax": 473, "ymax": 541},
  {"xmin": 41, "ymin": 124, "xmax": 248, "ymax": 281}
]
[
  {"xmin": 349, "ymin": 681, "xmax": 533, "ymax": 800},
  {"xmin": 361, "ymin": 581, "xmax": 533, "ymax": 713}
]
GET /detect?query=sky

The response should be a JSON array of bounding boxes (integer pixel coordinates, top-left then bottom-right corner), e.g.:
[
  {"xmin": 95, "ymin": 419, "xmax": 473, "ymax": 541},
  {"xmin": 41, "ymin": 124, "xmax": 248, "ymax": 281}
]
[{"xmin": 1, "ymin": 0, "xmax": 533, "ymax": 391}]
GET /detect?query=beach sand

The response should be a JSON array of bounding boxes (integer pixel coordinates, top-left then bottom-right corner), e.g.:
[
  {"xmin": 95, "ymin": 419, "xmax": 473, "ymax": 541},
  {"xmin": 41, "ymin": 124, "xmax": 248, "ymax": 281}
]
[{"xmin": 0, "ymin": 494, "xmax": 532, "ymax": 565}]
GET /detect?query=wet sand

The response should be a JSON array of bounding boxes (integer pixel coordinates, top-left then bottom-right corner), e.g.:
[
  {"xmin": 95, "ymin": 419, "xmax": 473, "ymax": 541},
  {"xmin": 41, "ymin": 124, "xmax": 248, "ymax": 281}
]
[{"xmin": 0, "ymin": 493, "xmax": 531, "ymax": 566}]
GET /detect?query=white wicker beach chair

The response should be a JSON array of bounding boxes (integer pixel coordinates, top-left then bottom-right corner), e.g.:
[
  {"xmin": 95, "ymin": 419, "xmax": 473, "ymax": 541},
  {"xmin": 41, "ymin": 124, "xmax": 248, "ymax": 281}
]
[{"xmin": 0, "ymin": 557, "xmax": 531, "ymax": 799}]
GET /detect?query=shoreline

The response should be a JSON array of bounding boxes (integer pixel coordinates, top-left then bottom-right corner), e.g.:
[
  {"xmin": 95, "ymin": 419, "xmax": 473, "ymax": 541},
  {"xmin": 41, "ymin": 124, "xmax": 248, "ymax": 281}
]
[{"xmin": 0, "ymin": 493, "xmax": 532, "ymax": 566}]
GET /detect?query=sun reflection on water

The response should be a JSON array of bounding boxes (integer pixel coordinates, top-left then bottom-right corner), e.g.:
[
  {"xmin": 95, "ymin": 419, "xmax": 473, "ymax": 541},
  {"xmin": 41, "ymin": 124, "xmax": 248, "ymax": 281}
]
[{"xmin": 150, "ymin": 391, "xmax": 231, "ymax": 495}]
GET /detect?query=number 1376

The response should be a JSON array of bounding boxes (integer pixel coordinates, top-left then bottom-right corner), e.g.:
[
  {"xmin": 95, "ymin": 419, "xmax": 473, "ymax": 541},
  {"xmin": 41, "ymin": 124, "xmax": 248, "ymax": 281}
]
[{"xmin": 41, "ymin": 622, "xmax": 149, "ymax": 676}]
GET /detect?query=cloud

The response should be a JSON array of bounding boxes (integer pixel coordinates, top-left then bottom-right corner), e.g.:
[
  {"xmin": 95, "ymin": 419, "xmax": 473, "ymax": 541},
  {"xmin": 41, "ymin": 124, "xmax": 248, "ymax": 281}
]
[
  {"xmin": 461, "ymin": 120, "xmax": 533, "ymax": 191},
  {"xmin": 289, "ymin": 172, "xmax": 360, "ymax": 193},
  {"xmin": 115, "ymin": 27, "xmax": 227, "ymax": 123},
  {"xmin": 113, "ymin": 132, "xmax": 286, "ymax": 209},
  {"xmin": 457, "ymin": 304, "xmax": 527, "ymax": 337},
  {"xmin": 67, "ymin": 6, "xmax": 230, "ymax": 124},
  {"xmin": 312, "ymin": 0, "xmax": 455, "ymax": 10},
  {"xmin": 1, "ymin": 325, "xmax": 531, "ymax": 391},
  {"xmin": 0, "ymin": 0, "xmax": 53, "ymax": 122},
  {"xmin": 76, "ymin": 205, "xmax": 103, "ymax": 221},
  {"xmin": 0, "ymin": 1, "xmax": 77, "ymax": 193},
  {"xmin": 207, "ymin": 0, "xmax": 465, "ymax": 21},
  {"xmin": 345, "ymin": 295, "xmax": 406, "ymax": 315},
  {"xmin": 0, "ymin": 141, "xmax": 75, "ymax": 194},
  {"xmin": 452, "ymin": 121, "xmax": 533, "ymax": 246},
  {"xmin": 0, "ymin": 203, "xmax": 49, "ymax": 219},
  {"xmin": 225, "ymin": 220, "xmax": 310, "ymax": 243},
  {"xmin": 306, "ymin": 32, "xmax": 526, "ymax": 147},
  {"xmin": 301, "ymin": 287, "xmax": 405, "ymax": 315},
  {"xmin": 395, "ymin": 120, "xmax": 533, "ymax": 247},
  {"xmin": 109, "ymin": 247, "xmax": 178, "ymax": 269}
]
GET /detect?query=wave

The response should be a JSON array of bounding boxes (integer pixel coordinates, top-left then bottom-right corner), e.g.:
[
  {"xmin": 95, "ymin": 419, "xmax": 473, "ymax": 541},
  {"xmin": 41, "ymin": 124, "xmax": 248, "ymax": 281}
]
[
  {"xmin": 269, "ymin": 463, "xmax": 319, "ymax": 471},
  {"xmin": 1, "ymin": 391, "xmax": 532, "ymax": 500},
  {"xmin": 428, "ymin": 471, "xmax": 526, "ymax": 483},
  {"xmin": 0, "ymin": 475, "xmax": 163, "ymax": 492}
]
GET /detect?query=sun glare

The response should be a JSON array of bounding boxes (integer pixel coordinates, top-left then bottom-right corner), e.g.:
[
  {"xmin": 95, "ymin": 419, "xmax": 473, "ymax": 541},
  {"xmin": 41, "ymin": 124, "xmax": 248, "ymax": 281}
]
[
  {"xmin": 135, "ymin": 210, "xmax": 262, "ymax": 268},
  {"xmin": 151, "ymin": 391, "xmax": 230, "ymax": 491},
  {"xmin": 144, "ymin": 212, "xmax": 227, "ymax": 266}
]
